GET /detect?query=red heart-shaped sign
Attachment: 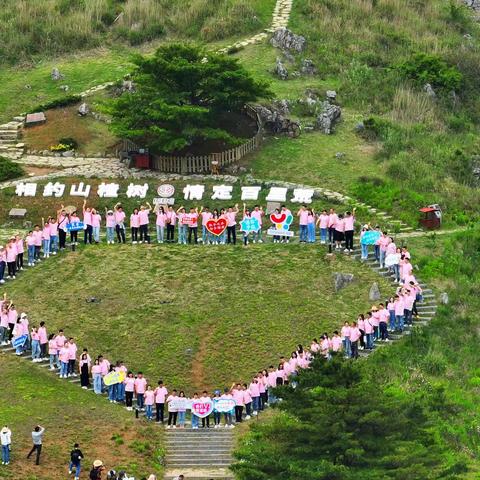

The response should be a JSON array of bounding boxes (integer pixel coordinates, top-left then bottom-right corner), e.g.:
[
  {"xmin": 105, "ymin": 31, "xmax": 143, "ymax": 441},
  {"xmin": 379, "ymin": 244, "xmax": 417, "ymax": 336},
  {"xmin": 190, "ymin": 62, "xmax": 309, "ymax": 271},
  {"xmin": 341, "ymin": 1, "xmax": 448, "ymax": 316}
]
[
  {"xmin": 270, "ymin": 212, "xmax": 286, "ymax": 224},
  {"xmin": 205, "ymin": 218, "xmax": 227, "ymax": 236}
]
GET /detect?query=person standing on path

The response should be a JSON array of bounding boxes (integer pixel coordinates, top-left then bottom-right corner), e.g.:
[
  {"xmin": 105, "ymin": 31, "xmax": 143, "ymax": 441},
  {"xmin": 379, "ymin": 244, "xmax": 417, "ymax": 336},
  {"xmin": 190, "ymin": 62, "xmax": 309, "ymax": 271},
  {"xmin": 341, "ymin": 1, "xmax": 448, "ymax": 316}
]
[
  {"xmin": 27, "ymin": 425, "xmax": 45, "ymax": 465},
  {"xmin": 1, "ymin": 426, "xmax": 11, "ymax": 465},
  {"xmin": 69, "ymin": 443, "xmax": 84, "ymax": 480}
]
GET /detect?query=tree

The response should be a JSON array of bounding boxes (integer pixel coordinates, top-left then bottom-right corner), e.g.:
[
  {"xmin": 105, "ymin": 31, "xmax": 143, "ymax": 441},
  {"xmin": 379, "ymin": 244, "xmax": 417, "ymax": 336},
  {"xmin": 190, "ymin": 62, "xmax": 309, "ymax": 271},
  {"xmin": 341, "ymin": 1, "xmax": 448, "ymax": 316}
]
[
  {"xmin": 109, "ymin": 43, "xmax": 271, "ymax": 153},
  {"xmin": 232, "ymin": 355, "xmax": 464, "ymax": 480}
]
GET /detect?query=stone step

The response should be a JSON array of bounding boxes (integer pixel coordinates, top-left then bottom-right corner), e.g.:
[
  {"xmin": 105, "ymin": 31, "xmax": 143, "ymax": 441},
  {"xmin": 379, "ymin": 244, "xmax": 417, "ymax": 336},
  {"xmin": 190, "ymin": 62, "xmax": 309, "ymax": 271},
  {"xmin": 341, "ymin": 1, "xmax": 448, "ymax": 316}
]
[
  {"xmin": 166, "ymin": 454, "xmax": 233, "ymax": 460},
  {"xmin": 167, "ymin": 460, "xmax": 232, "ymax": 467}
]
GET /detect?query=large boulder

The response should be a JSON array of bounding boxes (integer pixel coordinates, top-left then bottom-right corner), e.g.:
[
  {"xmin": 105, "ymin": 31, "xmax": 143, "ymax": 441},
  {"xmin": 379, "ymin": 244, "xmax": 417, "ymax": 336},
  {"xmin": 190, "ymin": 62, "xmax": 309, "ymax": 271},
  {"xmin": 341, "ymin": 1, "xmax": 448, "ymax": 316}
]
[
  {"xmin": 274, "ymin": 58, "xmax": 288, "ymax": 80},
  {"xmin": 369, "ymin": 282, "xmax": 381, "ymax": 301},
  {"xmin": 316, "ymin": 101, "xmax": 342, "ymax": 134},
  {"xmin": 271, "ymin": 28, "xmax": 306, "ymax": 53},
  {"xmin": 78, "ymin": 102, "xmax": 89, "ymax": 116},
  {"xmin": 333, "ymin": 272, "xmax": 354, "ymax": 292}
]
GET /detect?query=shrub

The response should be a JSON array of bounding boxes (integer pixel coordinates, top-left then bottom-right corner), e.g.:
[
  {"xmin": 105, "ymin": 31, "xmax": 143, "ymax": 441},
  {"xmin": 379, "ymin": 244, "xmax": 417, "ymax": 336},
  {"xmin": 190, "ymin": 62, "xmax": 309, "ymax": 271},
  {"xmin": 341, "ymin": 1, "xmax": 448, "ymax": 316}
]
[
  {"xmin": 394, "ymin": 53, "xmax": 463, "ymax": 91},
  {"xmin": 0, "ymin": 156, "xmax": 24, "ymax": 182},
  {"xmin": 29, "ymin": 95, "xmax": 82, "ymax": 113},
  {"xmin": 58, "ymin": 137, "xmax": 78, "ymax": 150}
]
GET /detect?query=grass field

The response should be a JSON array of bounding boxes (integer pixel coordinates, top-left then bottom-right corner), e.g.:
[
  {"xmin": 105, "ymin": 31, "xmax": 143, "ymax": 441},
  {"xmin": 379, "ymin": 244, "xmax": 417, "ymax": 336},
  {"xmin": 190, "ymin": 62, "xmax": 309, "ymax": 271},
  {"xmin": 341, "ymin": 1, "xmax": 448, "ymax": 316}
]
[
  {"xmin": 0, "ymin": 354, "xmax": 162, "ymax": 480},
  {"xmin": 2, "ymin": 244, "xmax": 391, "ymax": 391}
]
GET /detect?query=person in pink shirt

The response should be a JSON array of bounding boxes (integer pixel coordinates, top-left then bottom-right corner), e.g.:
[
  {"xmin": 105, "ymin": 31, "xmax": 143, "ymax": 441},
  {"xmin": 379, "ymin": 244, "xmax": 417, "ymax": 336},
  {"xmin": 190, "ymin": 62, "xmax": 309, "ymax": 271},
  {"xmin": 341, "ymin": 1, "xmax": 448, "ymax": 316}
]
[
  {"xmin": 166, "ymin": 206, "xmax": 176, "ymax": 243},
  {"xmin": 349, "ymin": 321, "xmax": 361, "ymax": 358},
  {"xmin": 249, "ymin": 377, "xmax": 260, "ymax": 414},
  {"xmin": 59, "ymin": 344, "xmax": 70, "ymax": 378},
  {"xmin": 370, "ymin": 306, "xmax": 380, "ymax": 340},
  {"xmin": 320, "ymin": 335, "xmax": 331, "ymax": 359},
  {"xmin": 377, "ymin": 303, "xmax": 390, "ymax": 342},
  {"xmin": 176, "ymin": 207, "xmax": 187, "ymax": 245},
  {"xmin": 31, "ymin": 326, "xmax": 41, "ymax": 362},
  {"xmin": 377, "ymin": 231, "xmax": 390, "ymax": 268},
  {"xmin": 340, "ymin": 321, "xmax": 351, "ymax": 357},
  {"xmin": 242, "ymin": 383, "xmax": 253, "ymax": 418},
  {"xmin": 394, "ymin": 294, "xmax": 405, "ymax": 332},
  {"xmin": 0, "ymin": 246, "xmax": 6, "ymax": 284},
  {"xmin": 199, "ymin": 207, "xmax": 212, "ymax": 245},
  {"xmin": 56, "ymin": 329, "xmax": 66, "ymax": 350},
  {"xmin": 138, "ymin": 203, "xmax": 152, "ymax": 244},
  {"xmin": 39, "ymin": 220, "xmax": 50, "ymax": 258},
  {"xmin": 67, "ymin": 212, "xmax": 80, "ymax": 245},
  {"xmin": 251, "ymin": 205, "xmax": 264, "ymax": 243},
  {"xmin": 26, "ymin": 231, "xmax": 35, "ymax": 267},
  {"xmin": 83, "ymin": 200, "xmax": 93, "ymax": 245},
  {"xmin": 310, "ymin": 338, "xmax": 320, "ymax": 354},
  {"xmin": 114, "ymin": 203, "xmax": 126, "ymax": 243},
  {"xmin": 91, "ymin": 209, "xmax": 101, "ymax": 244},
  {"xmin": 67, "ymin": 338, "xmax": 78, "ymax": 377},
  {"xmin": 105, "ymin": 209, "xmax": 116, "ymax": 244},
  {"xmin": 316, "ymin": 210, "xmax": 329, "ymax": 244},
  {"xmin": 166, "ymin": 390, "xmax": 179, "ymax": 428},
  {"xmin": 231, "ymin": 383, "xmax": 245, "ymax": 423},
  {"xmin": 154, "ymin": 380, "xmax": 168, "ymax": 423},
  {"xmin": 48, "ymin": 217, "xmax": 59, "ymax": 254},
  {"xmin": 400, "ymin": 256, "xmax": 413, "ymax": 284},
  {"xmin": 364, "ymin": 313, "xmax": 374, "ymax": 349},
  {"xmin": 5, "ymin": 238, "xmax": 17, "ymax": 279},
  {"xmin": 144, "ymin": 386, "xmax": 155, "ymax": 420},
  {"xmin": 92, "ymin": 359, "xmax": 103, "ymax": 395},
  {"xmin": 307, "ymin": 208, "xmax": 316, "ymax": 243},
  {"xmin": 38, "ymin": 321, "xmax": 48, "ymax": 359},
  {"xmin": 32, "ymin": 225, "xmax": 43, "ymax": 262},
  {"xmin": 343, "ymin": 209, "xmax": 356, "ymax": 252},
  {"xmin": 57, "ymin": 205, "xmax": 69, "ymax": 250},
  {"xmin": 334, "ymin": 214, "xmax": 345, "ymax": 251},
  {"xmin": 124, "ymin": 372, "xmax": 135, "ymax": 409},
  {"xmin": 275, "ymin": 363, "xmax": 286, "ymax": 386},
  {"xmin": 187, "ymin": 207, "xmax": 199, "ymax": 245},
  {"xmin": 135, "ymin": 372, "xmax": 147, "ymax": 410},
  {"xmin": 15, "ymin": 235, "xmax": 25, "ymax": 270},
  {"xmin": 154, "ymin": 205, "xmax": 167, "ymax": 244},
  {"xmin": 327, "ymin": 208, "xmax": 338, "ymax": 244},
  {"xmin": 297, "ymin": 205, "xmax": 309, "ymax": 243},
  {"xmin": 130, "ymin": 208, "xmax": 140, "ymax": 244},
  {"xmin": 48, "ymin": 333, "xmax": 58, "ymax": 370},
  {"xmin": 331, "ymin": 331, "xmax": 342, "ymax": 352},
  {"xmin": 226, "ymin": 204, "xmax": 239, "ymax": 245}
]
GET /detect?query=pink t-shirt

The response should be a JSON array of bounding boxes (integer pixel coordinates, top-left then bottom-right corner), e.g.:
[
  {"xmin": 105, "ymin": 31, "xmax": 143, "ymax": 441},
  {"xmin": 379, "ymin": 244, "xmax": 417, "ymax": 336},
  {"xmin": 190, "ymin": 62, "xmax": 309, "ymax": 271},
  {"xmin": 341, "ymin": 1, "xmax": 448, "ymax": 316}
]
[
  {"xmin": 67, "ymin": 342, "xmax": 77, "ymax": 360},
  {"xmin": 83, "ymin": 210, "xmax": 92, "ymax": 226},
  {"xmin": 328, "ymin": 213, "xmax": 338, "ymax": 228},
  {"xmin": 344, "ymin": 216, "xmax": 355, "ymax": 231},
  {"xmin": 38, "ymin": 326, "xmax": 48, "ymax": 344},
  {"xmin": 42, "ymin": 227, "xmax": 50, "ymax": 241},
  {"xmin": 114, "ymin": 210, "xmax": 126, "ymax": 224},
  {"xmin": 188, "ymin": 213, "xmax": 199, "ymax": 228},
  {"xmin": 249, "ymin": 382, "xmax": 260, "ymax": 397},
  {"xmin": 32, "ymin": 231, "xmax": 43, "ymax": 247},
  {"xmin": 318, "ymin": 214, "xmax": 329, "ymax": 229},
  {"xmin": 125, "ymin": 377, "xmax": 135, "ymax": 392},
  {"xmin": 6, "ymin": 246, "xmax": 16, "ymax": 263},
  {"xmin": 232, "ymin": 389, "xmax": 244, "ymax": 406},
  {"xmin": 394, "ymin": 298, "xmax": 404, "ymax": 315},
  {"xmin": 167, "ymin": 211, "xmax": 176, "ymax": 226},
  {"xmin": 331, "ymin": 336, "xmax": 342, "ymax": 351},
  {"xmin": 154, "ymin": 386, "xmax": 168, "ymax": 403},
  {"xmin": 299, "ymin": 210, "xmax": 309, "ymax": 226},
  {"xmin": 26, "ymin": 235, "xmax": 35, "ymax": 247},
  {"xmin": 335, "ymin": 219, "xmax": 345, "ymax": 233},
  {"xmin": 243, "ymin": 389, "xmax": 252, "ymax": 404},
  {"xmin": 251, "ymin": 210, "xmax": 263, "ymax": 225},
  {"xmin": 49, "ymin": 222, "xmax": 58, "ymax": 236},
  {"xmin": 130, "ymin": 214, "xmax": 140, "ymax": 228},
  {"xmin": 91, "ymin": 214, "xmax": 101, "ymax": 228},
  {"xmin": 92, "ymin": 365, "xmax": 102, "ymax": 375},
  {"xmin": 106, "ymin": 215, "xmax": 116, "ymax": 228},
  {"xmin": 48, "ymin": 339, "xmax": 58, "ymax": 355},
  {"xmin": 226, "ymin": 211, "xmax": 237, "ymax": 227},
  {"xmin": 145, "ymin": 390, "xmax": 155, "ymax": 406},
  {"xmin": 341, "ymin": 326, "xmax": 351, "ymax": 339},
  {"xmin": 59, "ymin": 346, "xmax": 70, "ymax": 363},
  {"xmin": 135, "ymin": 377, "xmax": 147, "ymax": 394},
  {"xmin": 156, "ymin": 213, "xmax": 167, "ymax": 227},
  {"xmin": 56, "ymin": 335, "xmax": 66, "ymax": 348},
  {"xmin": 16, "ymin": 239, "xmax": 24, "ymax": 253},
  {"xmin": 364, "ymin": 319, "xmax": 374, "ymax": 334},
  {"xmin": 350, "ymin": 327, "xmax": 361, "ymax": 342},
  {"xmin": 138, "ymin": 209, "xmax": 150, "ymax": 225},
  {"xmin": 99, "ymin": 359, "xmax": 110, "ymax": 376},
  {"xmin": 201, "ymin": 212, "xmax": 212, "ymax": 225}
]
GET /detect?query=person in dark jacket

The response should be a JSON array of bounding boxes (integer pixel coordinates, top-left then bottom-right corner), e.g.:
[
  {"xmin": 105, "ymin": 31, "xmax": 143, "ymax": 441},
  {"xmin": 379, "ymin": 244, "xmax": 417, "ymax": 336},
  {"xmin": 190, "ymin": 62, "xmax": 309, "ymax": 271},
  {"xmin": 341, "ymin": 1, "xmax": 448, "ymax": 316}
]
[{"xmin": 69, "ymin": 443, "xmax": 84, "ymax": 480}]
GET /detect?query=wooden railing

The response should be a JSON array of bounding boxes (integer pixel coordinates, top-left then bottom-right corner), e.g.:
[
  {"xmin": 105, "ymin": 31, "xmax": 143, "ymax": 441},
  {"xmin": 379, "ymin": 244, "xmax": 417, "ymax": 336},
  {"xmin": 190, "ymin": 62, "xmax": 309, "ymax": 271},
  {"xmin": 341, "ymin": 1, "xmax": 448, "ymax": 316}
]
[{"xmin": 120, "ymin": 105, "xmax": 263, "ymax": 174}]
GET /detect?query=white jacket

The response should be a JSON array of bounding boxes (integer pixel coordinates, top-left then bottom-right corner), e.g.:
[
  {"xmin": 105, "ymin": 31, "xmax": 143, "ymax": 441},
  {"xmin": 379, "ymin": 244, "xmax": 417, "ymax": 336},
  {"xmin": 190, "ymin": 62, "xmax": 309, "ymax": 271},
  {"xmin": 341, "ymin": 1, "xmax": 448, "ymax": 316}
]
[{"xmin": 0, "ymin": 429, "xmax": 11, "ymax": 446}]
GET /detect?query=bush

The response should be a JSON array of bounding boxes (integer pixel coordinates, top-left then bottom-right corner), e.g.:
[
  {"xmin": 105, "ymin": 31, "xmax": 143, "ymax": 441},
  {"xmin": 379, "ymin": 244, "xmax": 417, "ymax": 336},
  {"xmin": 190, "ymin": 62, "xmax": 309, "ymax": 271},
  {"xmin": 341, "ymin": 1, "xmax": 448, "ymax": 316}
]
[
  {"xmin": 0, "ymin": 156, "xmax": 24, "ymax": 182},
  {"xmin": 29, "ymin": 95, "xmax": 82, "ymax": 113},
  {"xmin": 58, "ymin": 137, "xmax": 78, "ymax": 150},
  {"xmin": 394, "ymin": 53, "xmax": 463, "ymax": 91}
]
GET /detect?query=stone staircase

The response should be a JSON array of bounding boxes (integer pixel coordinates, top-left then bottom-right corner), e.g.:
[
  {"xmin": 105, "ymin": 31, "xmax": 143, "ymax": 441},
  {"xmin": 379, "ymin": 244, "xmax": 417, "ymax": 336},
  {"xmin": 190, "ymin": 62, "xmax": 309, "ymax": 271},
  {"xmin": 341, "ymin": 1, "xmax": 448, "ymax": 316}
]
[
  {"xmin": 163, "ymin": 429, "xmax": 234, "ymax": 480},
  {"xmin": 0, "ymin": 120, "xmax": 24, "ymax": 159}
]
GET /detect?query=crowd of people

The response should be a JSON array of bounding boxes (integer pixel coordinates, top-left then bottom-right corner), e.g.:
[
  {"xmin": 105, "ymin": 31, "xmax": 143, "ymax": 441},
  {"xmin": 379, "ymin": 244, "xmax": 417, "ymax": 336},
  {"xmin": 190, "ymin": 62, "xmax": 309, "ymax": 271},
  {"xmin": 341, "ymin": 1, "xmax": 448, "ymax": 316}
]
[{"xmin": 0, "ymin": 200, "xmax": 426, "ymax": 478}]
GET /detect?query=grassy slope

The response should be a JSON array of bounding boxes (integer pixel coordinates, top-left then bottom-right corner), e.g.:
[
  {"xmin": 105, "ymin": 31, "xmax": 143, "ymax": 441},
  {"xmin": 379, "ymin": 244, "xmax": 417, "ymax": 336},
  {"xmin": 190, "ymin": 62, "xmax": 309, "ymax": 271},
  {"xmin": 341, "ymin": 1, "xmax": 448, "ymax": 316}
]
[
  {"xmin": 0, "ymin": 354, "xmax": 162, "ymax": 480},
  {"xmin": 2, "ymin": 244, "xmax": 391, "ymax": 391}
]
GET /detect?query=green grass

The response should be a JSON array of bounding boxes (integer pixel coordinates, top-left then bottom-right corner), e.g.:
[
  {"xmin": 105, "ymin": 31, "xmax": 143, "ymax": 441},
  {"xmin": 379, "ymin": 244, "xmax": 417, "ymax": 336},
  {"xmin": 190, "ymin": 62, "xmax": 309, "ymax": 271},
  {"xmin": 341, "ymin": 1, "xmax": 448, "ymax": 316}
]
[
  {"xmin": 0, "ymin": 354, "xmax": 162, "ymax": 480},
  {"xmin": 3, "ymin": 245, "xmax": 391, "ymax": 391}
]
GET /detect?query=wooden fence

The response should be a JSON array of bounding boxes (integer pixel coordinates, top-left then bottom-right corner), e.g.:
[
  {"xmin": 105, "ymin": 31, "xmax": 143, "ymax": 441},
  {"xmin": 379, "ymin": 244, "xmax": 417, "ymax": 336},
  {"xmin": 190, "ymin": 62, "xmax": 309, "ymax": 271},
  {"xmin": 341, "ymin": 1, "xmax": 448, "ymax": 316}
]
[{"xmin": 120, "ymin": 105, "xmax": 263, "ymax": 174}]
